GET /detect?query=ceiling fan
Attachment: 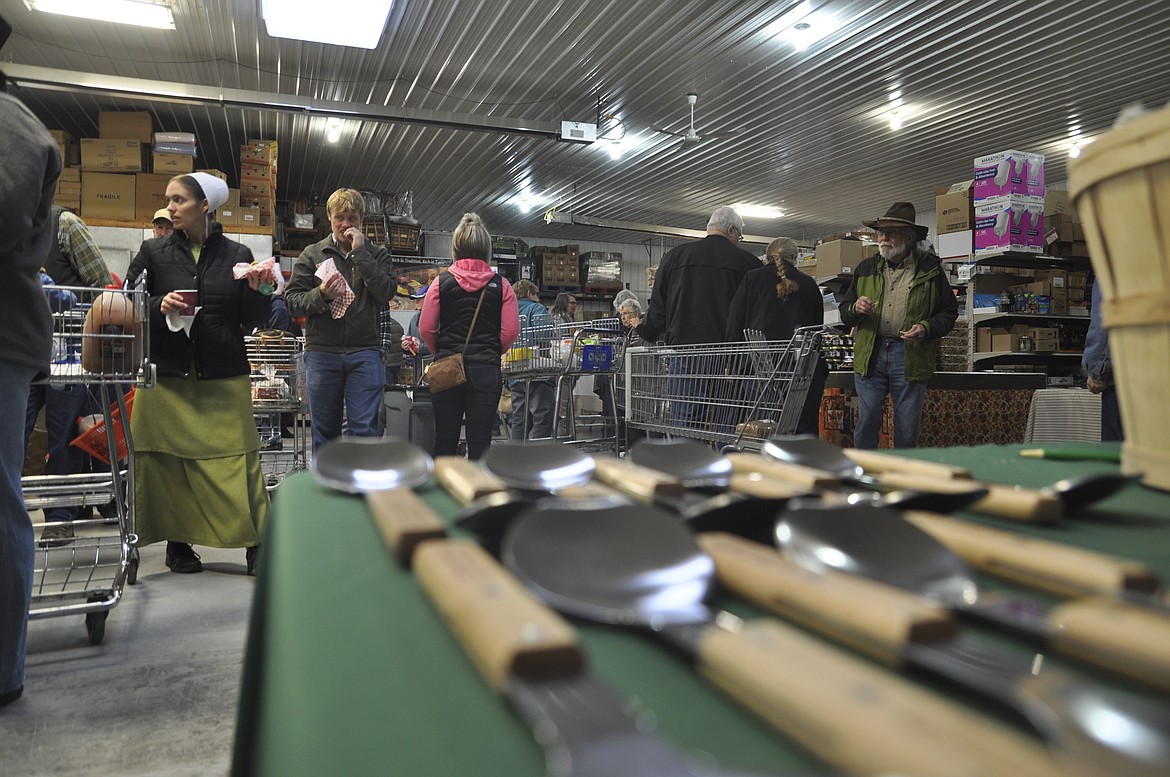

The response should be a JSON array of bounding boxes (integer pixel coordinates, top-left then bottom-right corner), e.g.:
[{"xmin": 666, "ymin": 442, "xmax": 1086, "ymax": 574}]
[{"xmin": 651, "ymin": 93, "xmax": 738, "ymax": 148}]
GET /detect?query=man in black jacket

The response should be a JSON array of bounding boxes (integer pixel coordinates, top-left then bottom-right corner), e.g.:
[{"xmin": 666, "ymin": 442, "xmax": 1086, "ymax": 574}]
[
  {"xmin": 284, "ymin": 189, "xmax": 396, "ymax": 452},
  {"xmin": 639, "ymin": 207, "xmax": 761, "ymax": 432}
]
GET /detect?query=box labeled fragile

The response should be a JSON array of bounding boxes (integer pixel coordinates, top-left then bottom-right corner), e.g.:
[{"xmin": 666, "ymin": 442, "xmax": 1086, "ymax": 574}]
[
  {"xmin": 81, "ymin": 172, "xmax": 137, "ymax": 220},
  {"xmin": 973, "ymin": 149, "xmax": 1045, "ymax": 199}
]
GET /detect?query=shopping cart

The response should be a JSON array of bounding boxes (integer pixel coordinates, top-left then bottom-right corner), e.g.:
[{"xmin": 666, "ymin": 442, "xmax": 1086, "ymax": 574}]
[
  {"xmin": 246, "ymin": 331, "xmax": 309, "ymax": 490},
  {"xmin": 502, "ymin": 317, "xmax": 627, "ymax": 452},
  {"xmin": 623, "ymin": 326, "xmax": 825, "ymax": 451},
  {"xmin": 23, "ymin": 283, "xmax": 153, "ymax": 644}
]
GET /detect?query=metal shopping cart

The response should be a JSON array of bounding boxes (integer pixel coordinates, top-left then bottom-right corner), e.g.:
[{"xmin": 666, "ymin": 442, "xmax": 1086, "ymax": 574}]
[
  {"xmin": 623, "ymin": 326, "xmax": 825, "ymax": 451},
  {"xmin": 22, "ymin": 283, "xmax": 153, "ymax": 644},
  {"xmin": 502, "ymin": 317, "xmax": 628, "ymax": 453},
  {"xmin": 246, "ymin": 331, "xmax": 309, "ymax": 490}
]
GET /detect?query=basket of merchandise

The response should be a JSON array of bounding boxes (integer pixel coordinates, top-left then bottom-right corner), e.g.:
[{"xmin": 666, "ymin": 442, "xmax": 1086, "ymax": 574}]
[{"xmin": 71, "ymin": 388, "xmax": 136, "ymax": 465}]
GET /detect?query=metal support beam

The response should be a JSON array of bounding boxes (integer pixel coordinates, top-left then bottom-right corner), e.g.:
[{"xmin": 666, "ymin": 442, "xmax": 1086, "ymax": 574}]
[{"xmin": 2, "ymin": 63, "xmax": 568, "ymax": 140}]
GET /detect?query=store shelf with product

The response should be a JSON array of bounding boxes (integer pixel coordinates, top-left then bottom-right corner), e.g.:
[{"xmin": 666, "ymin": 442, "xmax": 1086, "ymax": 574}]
[{"xmin": 946, "ymin": 251, "xmax": 1092, "ymax": 374}]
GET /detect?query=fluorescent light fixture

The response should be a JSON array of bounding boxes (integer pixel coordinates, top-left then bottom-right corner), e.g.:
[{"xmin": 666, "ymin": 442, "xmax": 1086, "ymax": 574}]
[
  {"xmin": 888, "ymin": 112, "xmax": 903, "ymax": 131},
  {"xmin": 24, "ymin": 0, "xmax": 175, "ymax": 30},
  {"xmin": 262, "ymin": 0, "xmax": 392, "ymax": 49},
  {"xmin": 732, "ymin": 204, "xmax": 785, "ymax": 219}
]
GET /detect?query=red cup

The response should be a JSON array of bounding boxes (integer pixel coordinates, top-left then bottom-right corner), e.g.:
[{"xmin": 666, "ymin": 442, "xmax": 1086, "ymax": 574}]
[{"xmin": 174, "ymin": 289, "xmax": 198, "ymax": 315}]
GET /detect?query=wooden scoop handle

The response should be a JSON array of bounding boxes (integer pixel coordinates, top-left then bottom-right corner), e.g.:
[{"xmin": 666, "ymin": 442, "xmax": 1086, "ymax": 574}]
[
  {"xmin": 591, "ymin": 456, "xmax": 686, "ymax": 501},
  {"xmin": 365, "ymin": 487, "xmax": 448, "ymax": 565},
  {"xmin": 434, "ymin": 456, "xmax": 507, "ymax": 506},
  {"xmin": 725, "ymin": 452, "xmax": 842, "ymax": 490},
  {"xmin": 902, "ymin": 510, "xmax": 1160, "ymax": 598},
  {"xmin": 414, "ymin": 540, "xmax": 583, "ymax": 694},
  {"xmin": 699, "ymin": 618, "xmax": 1071, "ymax": 777},
  {"xmin": 1048, "ymin": 597, "xmax": 1170, "ymax": 693},
  {"xmin": 842, "ymin": 448, "xmax": 972, "ymax": 479},
  {"xmin": 878, "ymin": 471, "xmax": 1064, "ymax": 524},
  {"xmin": 697, "ymin": 532, "xmax": 954, "ymax": 666},
  {"xmin": 727, "ymin": 472, "xmax": 810, "ymax": 500}
]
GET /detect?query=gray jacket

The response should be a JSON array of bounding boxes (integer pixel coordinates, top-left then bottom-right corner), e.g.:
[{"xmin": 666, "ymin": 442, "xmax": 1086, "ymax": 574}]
[{"xmin": 0, "ymin": 93, "xmax": 59, "ymax": 377}]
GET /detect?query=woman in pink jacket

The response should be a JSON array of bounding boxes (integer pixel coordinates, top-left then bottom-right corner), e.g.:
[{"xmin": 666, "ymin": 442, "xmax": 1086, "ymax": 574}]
[{"xmin": 419, "ymin": 213, "xmax": 519, "ymax": 459}]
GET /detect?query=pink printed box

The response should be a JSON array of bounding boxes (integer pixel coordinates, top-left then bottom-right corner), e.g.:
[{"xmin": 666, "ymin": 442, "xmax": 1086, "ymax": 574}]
[
  {"xmin": 973, "ymin": 150, "xmax": 1045, "ymax": 200},
  {"xmin": 973, "ymin": 195, "xmax": 1045, "ymax": 255}
]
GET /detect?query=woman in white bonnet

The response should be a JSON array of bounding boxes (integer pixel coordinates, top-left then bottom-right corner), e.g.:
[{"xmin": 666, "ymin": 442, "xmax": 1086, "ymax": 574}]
[{"xmin": 125, "ymin": 172, "xmax": 277, "ymax": 576}]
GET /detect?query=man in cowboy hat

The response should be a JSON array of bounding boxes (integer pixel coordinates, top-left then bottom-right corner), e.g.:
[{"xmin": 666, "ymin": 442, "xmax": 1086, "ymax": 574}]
[{"xmin": 838, "ymin": 202, "xmax": 957, "ymax": 448}]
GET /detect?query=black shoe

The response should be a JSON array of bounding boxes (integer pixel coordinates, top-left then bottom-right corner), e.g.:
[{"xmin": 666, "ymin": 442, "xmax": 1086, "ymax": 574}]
[
  {"xmin": 164, "ymin": 542, "xmax": 203, "ymax": 574},
  {"xmin": 246, "ymin": 545, "xmax": 259, "ymax": 577},
  {"xmin": 0, "ymin": 686, "xmax": 22, "ymax": 707}
]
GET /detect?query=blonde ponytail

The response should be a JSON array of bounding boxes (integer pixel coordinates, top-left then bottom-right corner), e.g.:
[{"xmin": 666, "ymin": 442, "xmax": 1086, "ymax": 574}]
[{"xmin": 767, "ymin": 238, "xmax": 799, "ymax": 299}]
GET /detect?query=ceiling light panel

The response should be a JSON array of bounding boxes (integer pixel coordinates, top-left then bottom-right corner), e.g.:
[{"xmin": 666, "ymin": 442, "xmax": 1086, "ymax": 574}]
[
  {"xmin": 262, "ymin": 0, "xmax": 393, "ymax": 49},
  {"xmin": 25, "ymin": 0, "xmax": 176, "ymax": 30}
]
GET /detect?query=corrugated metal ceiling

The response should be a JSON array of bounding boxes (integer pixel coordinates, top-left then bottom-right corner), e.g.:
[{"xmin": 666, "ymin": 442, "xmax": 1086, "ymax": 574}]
[{"xmin": 2, "ymin": 0, "xmax": 1168, "ymax": 246}]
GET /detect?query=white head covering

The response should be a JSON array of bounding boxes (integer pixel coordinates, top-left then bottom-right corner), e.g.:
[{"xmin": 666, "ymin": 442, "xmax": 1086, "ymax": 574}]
[{"xmin": 188, "ymin": 172, "xmax": 229, "ymax": 213}]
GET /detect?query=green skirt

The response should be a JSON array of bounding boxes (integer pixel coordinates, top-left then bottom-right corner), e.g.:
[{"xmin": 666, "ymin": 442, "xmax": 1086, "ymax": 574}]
[{"xmin": 131, "ymin": 372, "xmax": 268, "ymax": 548}]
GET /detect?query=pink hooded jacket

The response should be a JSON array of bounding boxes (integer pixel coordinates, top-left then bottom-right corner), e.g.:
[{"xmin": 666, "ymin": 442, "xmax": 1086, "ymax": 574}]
[{"xmin": 418, "ymin": 258, "xmax": 520, "ymax": 356}]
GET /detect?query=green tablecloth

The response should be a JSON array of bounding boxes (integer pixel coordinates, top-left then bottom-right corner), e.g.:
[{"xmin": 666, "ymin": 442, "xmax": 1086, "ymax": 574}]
[{"xmin": 231, "ymin": 443, "xmax": 1170, "ymax": 776}]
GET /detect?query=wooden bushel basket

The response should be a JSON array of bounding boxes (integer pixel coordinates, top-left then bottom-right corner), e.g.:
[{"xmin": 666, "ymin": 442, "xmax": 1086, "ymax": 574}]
[{"xmin": 1069, "ymin": 103, "xmax": 1170, "ymax": 491}]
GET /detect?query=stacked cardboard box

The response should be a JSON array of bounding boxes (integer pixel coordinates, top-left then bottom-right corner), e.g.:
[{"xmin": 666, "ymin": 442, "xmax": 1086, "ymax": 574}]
[
  {"xmin": 532, "ymin": 244, "xmax": 581, "ymax": 290},
  {"xmin": 972, "ymin": 149, "xmax": 1045, "ymax": 255},
  {"xmin": 934, "ymin": 181, "xmax": 974, "ymax": 260},
  {"xmin": 240, "ymin": 140, "xmax": 278, "ymax": 227},
  {"xmin": 814, "ymin": 238, "xmax": 869, "ymax": 277},
  {"xmin": 49, "ymin": 130, "xmax": 79, "ymax": 167},
  {"xmin": 54, "ymin": 166, "xmax": 82, "ymax": 211}
]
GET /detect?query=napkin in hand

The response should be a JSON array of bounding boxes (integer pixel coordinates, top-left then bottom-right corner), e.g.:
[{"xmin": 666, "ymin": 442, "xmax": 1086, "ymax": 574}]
[{"xmin": 315, "ymin": 258, "xmax": 355, "ymax": 319}]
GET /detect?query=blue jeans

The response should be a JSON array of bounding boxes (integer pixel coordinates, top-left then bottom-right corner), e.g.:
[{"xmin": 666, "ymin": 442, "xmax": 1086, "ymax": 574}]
[
  {"xmin": 2, "ymin": 363, "xmax": 37, "ymax": 699},
  {"xmin": 509, "ymin": 379, "xmax": 554, "ymax": 440},
  {"xmin": 24, "ymin": 383, "xmax": 88, "ymax": 522},
  {"xmin": 854, "ymin": 338, "xmax": 928, "ymax": 449},
  {"xmin": 305, "ymin": 349, "xmax": 384, "ymax": 453},
  {"xmin": 432, "ymin": 362, "xmax": 501, "ymax": 460}
]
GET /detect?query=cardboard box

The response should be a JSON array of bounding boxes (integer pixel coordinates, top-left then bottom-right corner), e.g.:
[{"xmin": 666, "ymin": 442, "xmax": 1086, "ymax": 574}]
[
  {"xmin": 99, "ymin": 111, "xmax": 153, "ymax": 143},
  {"xmin": 80, "ymin": 139, "xmax": 146, "ymax": 173},
  {"xmin": 240, "ymin": 161, "xmax": 276, "ymax": 181},
  {"xmin": 973, "ymin": 195, "xmax": 1045, "ymax": 255},
  {"xmin": 936, "ymin": 230, "xmax": 973, "ymax": 260},
  {"xmin": 197, "ymin": 168, "xmax": 228, "ymax": 182},
  {"xmin": 1043, "ymin": 212, "xmax": 1075, "ymax": 243},
  {"xmin": 153, "ymin": 152, "xmax": 195, "ymax": 174},
  {"xmin": 973, "ymin": 149, "xmax": 1045, "ymax": 199},
  {"xmin": 238, "ymin": 206, "xmax": 262, "ymax": 227},
  {"xmin": 81, "ymin": 172, "xmax": 137, "ymax": 220},
  {"xmin": 1043, "ymin": 190, "xmax": 1080, "ymax": 221},
  {"xmin": 218, "ymin": 207, "xmax": 241, "ymax": 226},
  {"xmin": 59, "ymin": 166, "xmax": 81, "ymax": 182},
  {"xmin": 815, "ymin": 239, "xmax": 869, "ymax": 277},
  {"xmin": 935, "ymin": 181, "xmax": 975, "ymax": 234},
  {"xmin": 240, "ymin": 141, "xmax": 278, "ymax": 169},
  {"xmin": 1029, "ymin": 326, "xmax": 1059, "ymax": 351},
  {"xmin": 241, "ymin": 179, "xmax": 275, "ymax": 199},
  {"xmin": 986, "ymin": 324, "xmax": 1031, "ymax": 353},
  {"xmin": 134, "ymin": 173, "xmax": 172, "ymax": 221}
]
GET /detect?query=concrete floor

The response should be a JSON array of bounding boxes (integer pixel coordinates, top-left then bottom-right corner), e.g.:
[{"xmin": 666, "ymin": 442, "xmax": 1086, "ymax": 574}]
[{"xmin": 0, "ymin": 541, "xmax": 254, "ymax": 777}]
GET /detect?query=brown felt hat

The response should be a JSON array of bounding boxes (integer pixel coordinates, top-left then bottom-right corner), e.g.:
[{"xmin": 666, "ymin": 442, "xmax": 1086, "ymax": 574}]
[{"xmin": 863, "ymin": 202, "xmax": 929, "ymax": 239}]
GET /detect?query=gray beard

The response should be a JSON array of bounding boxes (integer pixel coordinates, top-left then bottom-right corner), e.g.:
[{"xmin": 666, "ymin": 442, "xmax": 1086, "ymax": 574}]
[{"xmin": 879, "ymin": 243, "xmax": 911, "ymax": 264}]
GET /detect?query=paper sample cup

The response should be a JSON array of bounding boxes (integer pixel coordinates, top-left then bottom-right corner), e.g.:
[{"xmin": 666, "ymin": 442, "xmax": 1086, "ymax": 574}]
[{"xmin": 174, "ymin": 290, "xmax": 198, "ymax": 315}]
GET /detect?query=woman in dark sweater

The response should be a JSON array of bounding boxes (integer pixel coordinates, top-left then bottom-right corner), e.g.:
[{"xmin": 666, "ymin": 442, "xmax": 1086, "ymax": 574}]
[{"xmin": 725, "ymin": 237, "xmax": 827, "ymax": 435}]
